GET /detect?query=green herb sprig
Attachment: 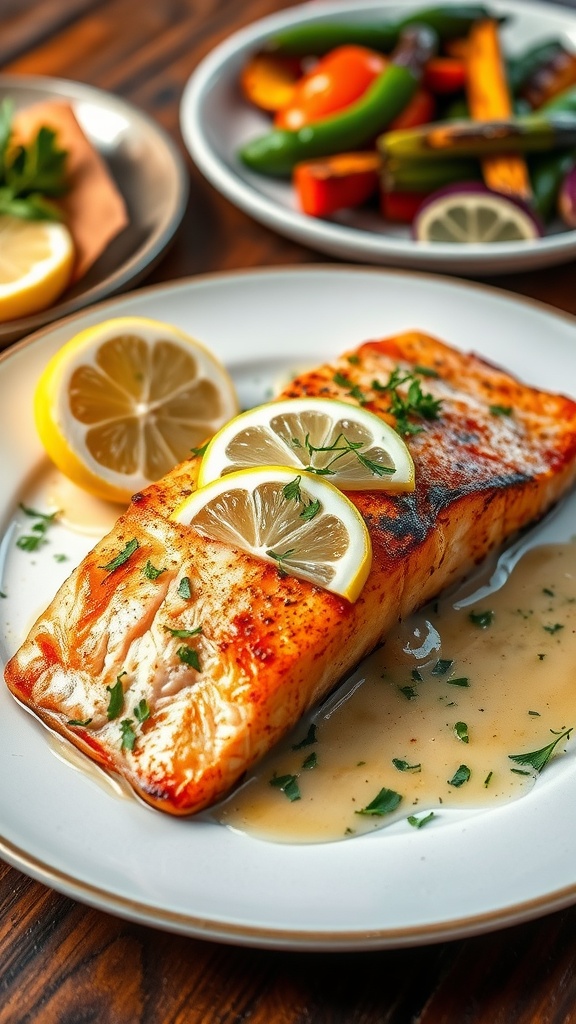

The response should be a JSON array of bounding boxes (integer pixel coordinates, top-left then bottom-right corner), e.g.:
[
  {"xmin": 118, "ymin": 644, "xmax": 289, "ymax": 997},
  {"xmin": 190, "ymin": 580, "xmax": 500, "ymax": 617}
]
[{"xmin": 0, "ymin": 100, "xmax": 69, "ymax": 221}]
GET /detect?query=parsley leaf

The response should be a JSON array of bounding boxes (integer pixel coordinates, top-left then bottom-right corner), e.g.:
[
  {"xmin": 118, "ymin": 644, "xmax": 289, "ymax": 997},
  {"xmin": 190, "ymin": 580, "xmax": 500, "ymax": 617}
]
[
  {"xmin": 143, "ymin": 560, "xmax": 166, "ymax": 580},
  {"xmin": 106, "ymin": 673, "xmax": 126, "ymax": 720},
  {"xmin": 469, "ymin": 610, "xmax": 494, "ymax": 628},
  {"xmin": 269, "ymin": 773, "xmax": 301, "ymax": 801},
  {"xmin": 356, "ymin": 787, "xmax": 402, "ymax": 816},
  {"xmin": 508, "ymin": 727, "xmax": 572, "ymax": 774},
  {"xmin": 164, "ymin": 624, "xmax": 202, "ymax": 639},
  {"xmin": 177, "ymin": 577, "xmax": 193, "ymax": 599},
  {"xmin": 99, "ymin": 538, "xmax": 139, "ymax": 575},
  {"xmin": 454, "ymin": 721, "xmax": 469, "ymax": 744},
  {"xmin": 120, "ymin": 719, "xmax": 137, "ymax": 751},
  {"xmin": 134, "ymin": 699, "xmax": 151, "ymax": 724},
  {"xmin": 177, "ymin": 645, "xmax": 201, "ymax": 670},
  {"xmin": 392, "ymin": 758, "xmax": 421, "ymax": 772},
  {"xmin": 292, "ymin": 724, "xmax": 317, "ymax": 749},
  {"xmin": 407, "ymin": 811, "xmax": 435, "ymax": 828},
  {"xmin": 447, "ymin": 764, "xmax": 471, "ymax": 787}
]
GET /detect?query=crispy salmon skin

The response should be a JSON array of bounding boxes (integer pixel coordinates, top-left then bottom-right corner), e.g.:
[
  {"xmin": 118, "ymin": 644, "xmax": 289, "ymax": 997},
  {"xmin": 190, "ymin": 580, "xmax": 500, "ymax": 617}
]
[{"xmin": 5, "ymin": 330, "xmax": 576, "ymax": 815}]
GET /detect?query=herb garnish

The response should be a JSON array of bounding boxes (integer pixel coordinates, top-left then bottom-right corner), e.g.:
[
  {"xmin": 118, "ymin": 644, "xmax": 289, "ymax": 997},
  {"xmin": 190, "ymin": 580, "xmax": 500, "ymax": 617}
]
[
  {"xmin": 469, "ymin": 610, "xmax": 494, "ymax": 628},
  {"xmin": 543, "ymin": 623, "xmax": 564, "ymax": 635},
  {"xmin": 282, "ymin": 475, "xmax": 321, "ymax": 521},
  {"xmin": 356, "ymin": 787, "xmax": 402, "ymax": 816},
  {"xmin": 67, "ymin": 717, "xmax": 93, "ymax": 727},
  {"xmin": 447, "ymin": 677, "xmax": 469, "ymax": 687},
  {"xmin": 191, "ymin": 443, "xmax": 208, "ymax": 457},
  {"xmin": 177, "ymin": 577, "xmax": 192, "ymax": 599},
  {"xmin": 484, "ymin": 771, "xmax": 493, "ymax": 787},
  {"xmin": 177, "ymin": 646, "xmax": 201, "ymax": 670},
  {"xmin": 392, "ymin": 758, "xmax": 421, "ymax": 773},
  {"xmin": 332, "ymin": 372, "xmax": 367, "ymax": 405},
  {"xmin": 0, "ymin": 100, "xmax": 69, "ymax": 221},
  {"xmin": 120, "ymin": 719, "xmax": 137, "ymax": 751},
  {"xmin": 99, "ymin": 538, "xmax": 139, "ymax": 575},
  {"xmin": 143, "ymin": 560, "xmax": 166, "ymax": 580},
  {"xmin": 454, "ymin": 721, "xmax": 469, "ymax": 743},
  {"xmin": 164, "ymin": 625, "xmax": 202, "ymax": 639},
  {"xmin": 266, "ymin": 548, "xmax": 295, "ymax": 567},
  {"xmin": 292, "ymin": 723, "xmax": 317, "ymax": 750},
  {"xmin": 291, "ymin": 433, "xmax": 395, "ymax": 480},
  {"xmin": 447, "ymin": 764, "xmax": 471, "ymax": 787},
  {"xmin": 489, "ymin": 404, "xmax": 513, "ymax": 417},
  {"xmin": 372, "ymin": 367, "xmax": 443, "ymax": 436},
  {"xmin": 398, "ymin": 685, "xmax": 418, "ymax": 700},
  {"xmin": 407, "ymin": 811, "xmax": 435, "ymax": 828},
  {"xmin": 106, "ymin": 673, "xmax": 126, "ymax": 720},
  {"xmin": 432, "ymin": 658, "xmax": 453, "ymax": 676},
  {"xmin": 134, "ymin": 699, "xmax": 151, "ymax": 724},
  {"xmin": 302, "ymin": 752, "xmax": 318, "ymax": 770},
  {"xmin": 508, "ymin": 727, "xmax": 572, "ymax": 774},
  {"xmin": 16, "ymin": 504, "xmax": 59, "ymax": 552},
  {"xmin": 269, "ymin": 773, "xmax": 301, "ymax": 802}
]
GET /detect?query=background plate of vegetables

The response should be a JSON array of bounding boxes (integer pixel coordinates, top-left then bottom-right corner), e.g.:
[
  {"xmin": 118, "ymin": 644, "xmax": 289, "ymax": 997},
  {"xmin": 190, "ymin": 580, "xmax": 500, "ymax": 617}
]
[
  {"xmin": 181, "ymin": 0, "xmax": 576, "ymax": 275},
  {"xmin": 0, "ymin": 75, "xmax": 187, "ymax": 347}
]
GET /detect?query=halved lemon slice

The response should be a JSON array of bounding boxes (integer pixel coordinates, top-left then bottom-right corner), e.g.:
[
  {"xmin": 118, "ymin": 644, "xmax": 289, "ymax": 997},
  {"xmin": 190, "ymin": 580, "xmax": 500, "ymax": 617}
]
[
  {"xmin": 34, "ymin": 316, "xmax": 239, "ymax": 503},
  {"xmin": 412, "ymin": 184, "xmax": 543, "ymax": 244},
  {"xmin": 172, "ymin": 466, "xmax": 372, "ymax": 602},
  {"xmin": 197, "ymin": 397, "xmax": 415, "ymax": 492},
  {"xmin": 0, "ymin": 214, "xmax": 74, "ymax": 321}
]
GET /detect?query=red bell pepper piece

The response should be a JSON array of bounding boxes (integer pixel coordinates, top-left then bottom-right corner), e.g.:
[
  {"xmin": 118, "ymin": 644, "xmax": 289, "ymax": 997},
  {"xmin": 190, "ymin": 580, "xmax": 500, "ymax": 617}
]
[
  {"xmin": 380, "ymin": 190, "xmax": 426, "ymax": 223},
  {"xmin": 389, "ymin": 88, "xmax": 436, "ymax": 130},
  {"xmin": 423, "ymin": 56, "xmax": 467, "ymax": 94},
  {"xmin": 274, "ymin": 45, "xmax": 387, "ymax": 130},
  {"xmin": 293, "ymin": 151, "xmax": 381, "ymax": 217}
]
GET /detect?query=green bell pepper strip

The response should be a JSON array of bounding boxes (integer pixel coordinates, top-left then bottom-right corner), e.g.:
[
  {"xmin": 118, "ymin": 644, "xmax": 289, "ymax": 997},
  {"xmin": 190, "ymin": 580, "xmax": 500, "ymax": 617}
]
[
  {"xmin": 541, "ymin": 86, "xmax": 576, "ymax": 115},
  {"xmin": 265, "ymin": 5, "xmax": 496, "ymax": 56},
  {"xmin": 240, "ymin": 64, "xmax": 421, "ymax": 177},
  {"xmin": 506, "ymin": 40, "xmax": 567, "ymax": 96}
]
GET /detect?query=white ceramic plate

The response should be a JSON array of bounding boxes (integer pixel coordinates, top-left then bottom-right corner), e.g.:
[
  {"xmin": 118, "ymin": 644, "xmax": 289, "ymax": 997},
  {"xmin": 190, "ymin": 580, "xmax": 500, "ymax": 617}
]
[
  {"xmin": 181, "ymin": 0, "xmax": 576, "ymax": 276},
  {"xmin": 2, "ymin": 266, "xmax": 576, "ymax": 950},
  {"xmin": 0, "ymin": 75, "xmax": 188, "ymax": 348}
]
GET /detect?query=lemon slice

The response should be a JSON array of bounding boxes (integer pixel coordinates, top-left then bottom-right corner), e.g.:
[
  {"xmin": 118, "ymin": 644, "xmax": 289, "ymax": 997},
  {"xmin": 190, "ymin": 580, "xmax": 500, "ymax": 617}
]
[
  {"xmin": 0, "ymin": 214, "xmax": 74, "ymax": 321},
  {"xmin": 34, "ymin": 316, "xmax": 239, "ymax": 503},
  {"xmin": 172, "ymin": 466, "xmax": 372, "ymax": 602},
  {"xmin": 412, "ymin": 184, "xmax": 543, "ymax": 244},
  {"xmin": 197, "ymin": 397, "xmax": 415, "ymax": 492}
]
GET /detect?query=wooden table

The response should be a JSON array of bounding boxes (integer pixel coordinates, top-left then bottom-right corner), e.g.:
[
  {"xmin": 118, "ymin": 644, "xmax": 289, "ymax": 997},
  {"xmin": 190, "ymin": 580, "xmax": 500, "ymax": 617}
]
[{"xmin": 3, "ymin": 1, "xmax": 576, "ymax": 1021}]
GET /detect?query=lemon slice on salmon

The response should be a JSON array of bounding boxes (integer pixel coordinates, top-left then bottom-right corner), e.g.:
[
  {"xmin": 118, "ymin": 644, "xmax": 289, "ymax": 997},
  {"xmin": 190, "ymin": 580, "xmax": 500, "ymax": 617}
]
[
  {"xmin": 0, "ymin": 214, "xmax": 74, "ymax": 321},
  {"xmin": 34, "ymin": 316, "xmax": 239, "ymax": 503},
  {"xmin": 197, "ymin": 397, "xmax": 415, "ymax": 492},
  {"xmin": 172, "ymin": 466, "xmax": 372, "ymax": 602}
]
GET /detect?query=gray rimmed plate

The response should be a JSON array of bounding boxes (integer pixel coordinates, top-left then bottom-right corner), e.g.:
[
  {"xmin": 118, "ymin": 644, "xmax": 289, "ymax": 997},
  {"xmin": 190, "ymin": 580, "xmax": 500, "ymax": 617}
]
[{"xmin": 0, "ymin": 74, "xmax": 188, "ymax": 348}]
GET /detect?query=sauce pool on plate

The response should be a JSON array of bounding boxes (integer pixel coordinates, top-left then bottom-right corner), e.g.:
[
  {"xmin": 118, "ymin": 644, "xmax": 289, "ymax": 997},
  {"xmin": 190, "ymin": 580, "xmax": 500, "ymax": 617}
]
[{"xmin": 216, "ymin": 543, "xmax": 576, "ymax": 843}]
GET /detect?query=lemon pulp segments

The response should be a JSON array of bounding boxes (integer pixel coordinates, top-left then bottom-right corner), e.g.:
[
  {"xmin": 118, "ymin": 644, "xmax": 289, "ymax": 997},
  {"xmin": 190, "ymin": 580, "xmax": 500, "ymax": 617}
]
[
  {"xmin": 198, "ymin": 397, "xmax": 415, "ymax": 492},
  {"xmin": 172, "ymin": 466, "xmax": 372, "ymax": 602},
  {"xmin": 34, "ymin": 316, "xmax": 239, "ymax": 502}
]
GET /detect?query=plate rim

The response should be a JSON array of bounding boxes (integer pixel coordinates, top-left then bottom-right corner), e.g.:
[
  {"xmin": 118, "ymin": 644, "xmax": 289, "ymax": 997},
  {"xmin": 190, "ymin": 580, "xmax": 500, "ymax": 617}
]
[
  {"xmin": 179, "ymin": 0, "xmax": 576, "ymax": 275},
  {"xmin": 3, "ymin": 264, "xmax": 576, "ymax": 951},
  {"xmin": 0, "ymin": 72, "xmax": 189, "ymax": 343}
]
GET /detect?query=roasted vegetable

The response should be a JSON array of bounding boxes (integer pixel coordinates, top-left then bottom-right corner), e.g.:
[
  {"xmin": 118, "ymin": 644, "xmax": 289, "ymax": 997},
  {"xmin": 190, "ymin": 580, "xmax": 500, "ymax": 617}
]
[
  {"xmin": 274, "ymin": 45, "xmax": 386, "ymax": 130},
  {"xmin": 378, "ymin": 113, "xmax": 576, "ymax": 161},
  {"xmin": 466, "ymin": 18, "xmax": 532, "ymax": 200},
  {"xmin": 507, "ymin": 40, "xmax": 568, "ymax": 96},
  {"xmin": 293, "ymin": 151, "xmax": 380, "ymax": 216},
  {"xmin": 520, "ymin": 46, "xmax": 576, "ymax": 110},
  {"xmin": 239, "ymin": 53, "xmax": 302, "ymax": 113},
  {"xmin": 265, "ymin": 6, "xmax": 497, "ymax": 56},
  {"xmin": 558, "ymin": 163, "xmax": 576, "ymax": 226},
  {"xmin": 423, "ymin": 56, "xmax": 467, "ymax": 94},
  {"xmin": 530, "ymin": 149, "xmax": 576, "ymax": 221},
  {"xmin": 240, "ymin": 25, "xmax": 438, "ymax": 176}
]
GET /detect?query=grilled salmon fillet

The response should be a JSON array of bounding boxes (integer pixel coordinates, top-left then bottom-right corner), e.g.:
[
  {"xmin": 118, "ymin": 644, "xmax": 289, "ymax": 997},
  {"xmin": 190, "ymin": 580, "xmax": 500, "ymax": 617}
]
[{"xmin": 5, "ymin": 330, "xmax": 576, "ymax": 815}]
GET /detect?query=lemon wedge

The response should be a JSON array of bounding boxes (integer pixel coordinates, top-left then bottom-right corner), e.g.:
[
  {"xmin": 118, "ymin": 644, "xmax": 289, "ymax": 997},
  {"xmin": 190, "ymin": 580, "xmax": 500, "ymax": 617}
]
[
  {"xmin": 34, "ymin": 316, "xmax": 239, "ymax": 503},
  {"xmin": 172, "ymin": 466, "xmax": 372, "ymax": 602},
  {"xmin": 0, "ymin": 214, "xmax": 74, "ymax": 321},
  {"xmin": 197, "ymin": 397, "xmax": 415, "ymax": 492}
]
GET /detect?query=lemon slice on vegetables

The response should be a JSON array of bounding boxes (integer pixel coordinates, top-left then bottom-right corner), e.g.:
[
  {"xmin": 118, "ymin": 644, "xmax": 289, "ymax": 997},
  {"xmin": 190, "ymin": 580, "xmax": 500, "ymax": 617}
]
[
  {"xmin": 34, "ymin": 316, "xmax": 239, "ymax": 503},
  {"xmin": 197, "ymin": 397, "xmax": 415, "ymax": 492},
  {"xmin": 172, "ymin": 466, "xmax": 372, "ymax": 602},
  {"xmin": 412, "ymin": 184, "xmax": 543, "ymax": 244},
  {"xmin": 0, "ymin": 215, "xmax": 74, "ymax": 321}
]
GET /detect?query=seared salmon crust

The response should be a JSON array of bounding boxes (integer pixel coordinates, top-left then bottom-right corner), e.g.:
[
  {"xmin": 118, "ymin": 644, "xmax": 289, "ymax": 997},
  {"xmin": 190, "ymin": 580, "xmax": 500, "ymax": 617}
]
[{"xmin": 5, "ymin": 330, "xmax": 576, "ymax": 814}]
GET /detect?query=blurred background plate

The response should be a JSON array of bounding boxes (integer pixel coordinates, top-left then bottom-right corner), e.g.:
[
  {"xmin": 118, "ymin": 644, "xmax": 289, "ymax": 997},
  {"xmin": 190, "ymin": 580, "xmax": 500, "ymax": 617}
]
[
  {"xmin": 0, "ymin": 74, "xmax": 188, "ymax": 348},
  {"xmin": 180, "ymin": 0, "xmax": 576, "ymax": 276}
]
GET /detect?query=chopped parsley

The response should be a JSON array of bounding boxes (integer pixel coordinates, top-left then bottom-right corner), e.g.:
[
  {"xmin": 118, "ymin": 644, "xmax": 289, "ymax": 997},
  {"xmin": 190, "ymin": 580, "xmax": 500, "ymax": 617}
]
[
  {"xmin": 398, "ymin": 685, "xmax": 418, "ymax": 700},
  {"xmin": 163, "ymin": 624, "xmax": 202, "ymax": 639},
  {"xmin": 407, "ymin": 811, "xmax": 435, "ymax": 829},
  {"xmin": 177, "ymin": 577, "xmax": 193, "ymax": 599},
  {"xmin": 120, "ymin": 719, "xmax": 137, "ymax": 751},
  {"xmin": 143, "ymin": 560, "xmax": 166, "ymax": 580},
  {"xmin": 190, "ymin": 442, "xmax": 208, "ymax": 457},
  {"xmin": 489, "ymin": 404, "xmax": 513, "ymax": 416},
  {"xmin": 508, "ymin": 727, "xmax": 572, "ymax": 774},
  {"xmin": 484, "ymin": 771, "xmax": 493, "ymax": 787},
  {"xmin": 332, "ymin": 372, "xmax": 367, "ymax": 405},
  {"xmin": 98, "ymin": 538, "xmax": 139, "ymax": 575},
  {"xmin": 269, "ymin": 773, "xmax": 301, "ymax": 801},
  {"xmin": 16, "ymin": 504, "xmax": 59, "ymax": 552},
  {"xmin": 432, "ymin": 658, "xmax": 453, "ymax": 676},
  {"xmin": 454, "ymin": 721, "xmax": 469, "ymax": 744},
  {"xmin": 301, "ymin": 752, "xmax": 318, "ymax": 770},
  {"xmin": 292, "ymin": 723, "xmax": 317, "ymax": 750},
  {"xmin": 67, "ymin": 717, "xmax": 93, "ymax": 727},
  {"xmin": 106, "ymin": 672, "xmax": 126, "ymax": 720},
  {"xmin": 134, "ymin": 699, "xmax": 151, "ymax": 723},
  {"xmin": 292, "ymin": 432, "xmax": 394, "ymax": 480},
  {"xmin": 372, "ymin": 367, "xmax": 443, "ymax": 436},
  {"xmin": 447, "ymin": 764, "xmax": 471, "ymax": 788},
  {"xmin": 543, "ymin": 623, "xmax": 564, "ymax": 635},
  {"xmin": 392, "ymin": 758, "xmax": 421, "ymax": 773},
  {"xmin": 282, "ymin": 476, "xmax": 321, "ymax": 521},
  {"xmin": 177, "ymin": 646, "xmax": 201, "ymax": 670},
  {"xmin": 447, "ymin": 677, "xmax": 470, "ymax": 687},
  {"xmin": 356, "ymin": 787, "xmax": 402, "ymax": 817},
  {"xmin": 469, "ymin": 609, "xmax": 494, "ymax": 628}
]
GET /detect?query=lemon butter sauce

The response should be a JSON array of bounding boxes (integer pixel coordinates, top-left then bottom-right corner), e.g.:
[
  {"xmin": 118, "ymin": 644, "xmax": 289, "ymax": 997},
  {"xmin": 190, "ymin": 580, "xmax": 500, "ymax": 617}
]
[{"xmin": 217, "ymin": 542, "xmax": 576, "ymax": 843}]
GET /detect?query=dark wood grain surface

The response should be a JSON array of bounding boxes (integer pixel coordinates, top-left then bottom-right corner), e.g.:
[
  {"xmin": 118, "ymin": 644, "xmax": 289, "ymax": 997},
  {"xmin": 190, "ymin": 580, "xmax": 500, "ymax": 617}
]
[{"xmin": 3, "ymin": 2, "xmax": 576, "ymax": 1021}]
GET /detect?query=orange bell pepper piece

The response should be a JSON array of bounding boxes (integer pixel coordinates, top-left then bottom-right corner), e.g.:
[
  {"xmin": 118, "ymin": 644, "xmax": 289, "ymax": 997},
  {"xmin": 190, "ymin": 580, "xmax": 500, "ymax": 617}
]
[{"xmin": 274, "ymin": 45, "xmax": 387, "ymax": 130}]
